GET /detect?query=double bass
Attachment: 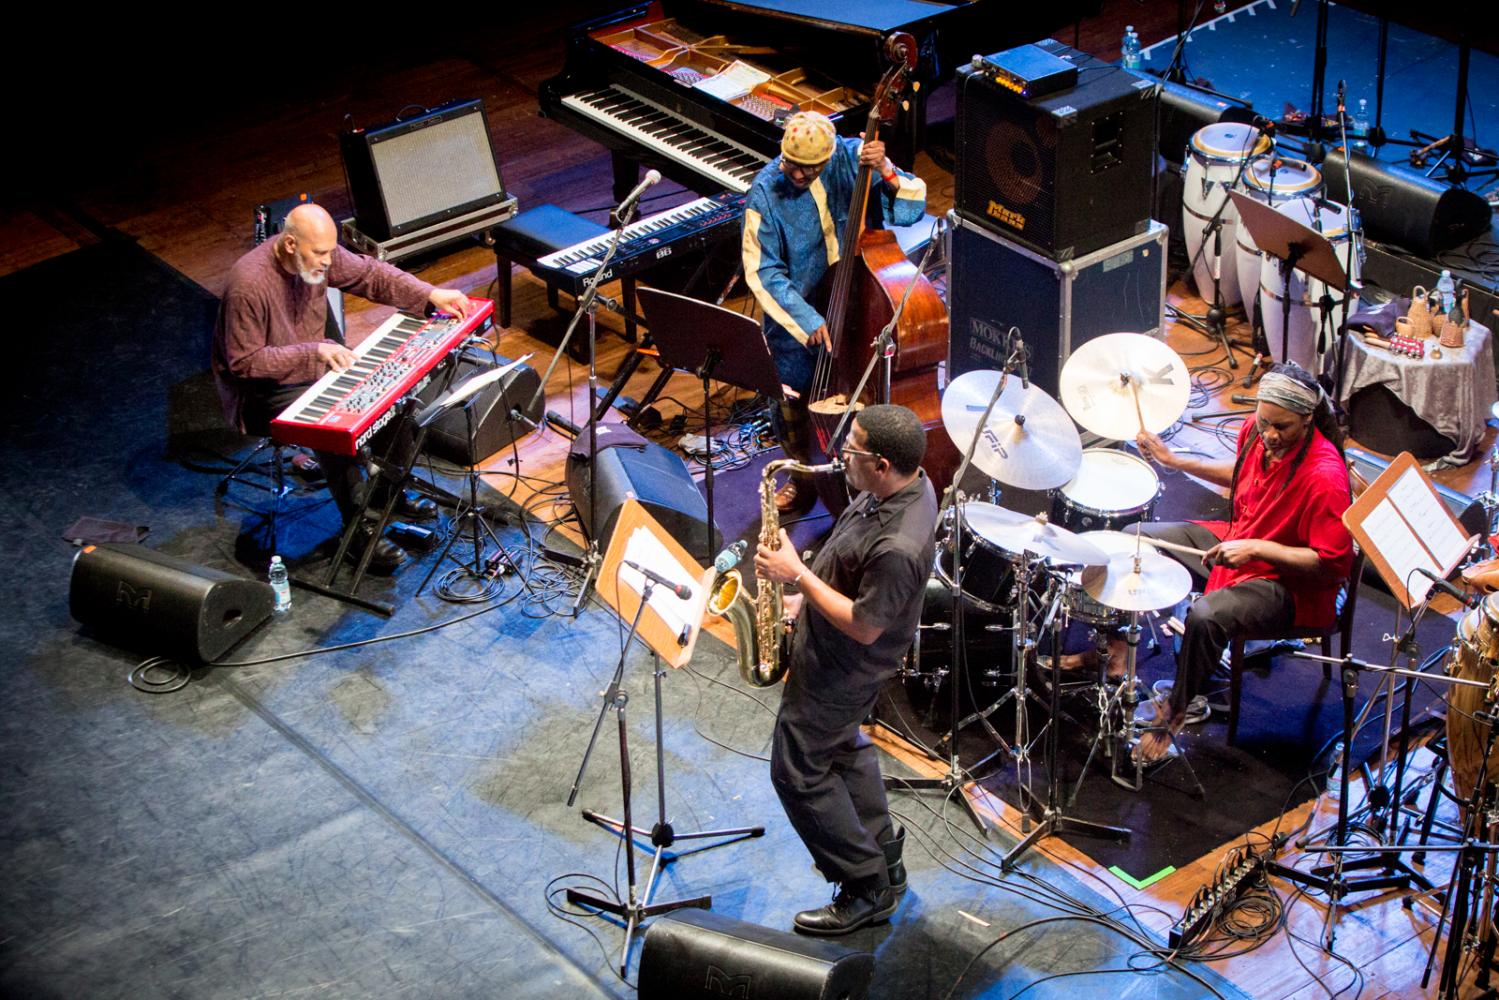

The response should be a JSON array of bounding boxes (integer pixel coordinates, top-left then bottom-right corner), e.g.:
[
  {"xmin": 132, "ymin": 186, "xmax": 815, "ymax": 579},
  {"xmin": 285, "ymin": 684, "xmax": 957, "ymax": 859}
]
[{"xmin": 807, "ymin": 32, "xmax": 956, "ymax": 511}]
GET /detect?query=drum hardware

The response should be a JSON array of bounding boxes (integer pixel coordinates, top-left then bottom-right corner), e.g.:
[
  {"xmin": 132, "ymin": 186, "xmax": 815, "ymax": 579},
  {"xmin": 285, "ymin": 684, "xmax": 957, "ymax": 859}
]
[
  {"xmin": 885, "ymin": 344, "xmax": 1043, "ymax": 836},
  {"xmin": 1002, "ymin": 561, "xmax": 1130, "ymax": 871}
]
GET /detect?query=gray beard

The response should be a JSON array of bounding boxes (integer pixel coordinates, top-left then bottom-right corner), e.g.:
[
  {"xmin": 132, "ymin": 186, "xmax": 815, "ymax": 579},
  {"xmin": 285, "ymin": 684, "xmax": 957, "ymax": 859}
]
[{"xmin": 298, "ymin": 266, "xmax": 327, "ymax": 286}]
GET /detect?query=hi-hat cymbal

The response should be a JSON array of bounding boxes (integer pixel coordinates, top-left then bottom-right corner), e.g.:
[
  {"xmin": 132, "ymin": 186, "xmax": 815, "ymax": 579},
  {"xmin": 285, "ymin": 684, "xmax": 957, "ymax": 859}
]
[
  {"xmin": 959, "ymin": 502, "xmax": 1108, "ymax": 568},
  {"xmin": 1080, "ymin": 547, "xmax": 1193, "ymax": 612},
  {"xmin": 1059, "ymin": 333, "xmax": 1191, "ymax": 440},
  {"xmin": 942, "ymin": 370, "xmax": 1082, "ymax": 490}
]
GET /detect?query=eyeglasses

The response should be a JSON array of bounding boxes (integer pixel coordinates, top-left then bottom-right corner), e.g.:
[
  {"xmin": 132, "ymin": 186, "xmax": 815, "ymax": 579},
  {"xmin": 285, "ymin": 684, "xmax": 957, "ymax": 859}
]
[
  {"xmin": 784, "ymin": 159, "xmax": 827, "ymax": 178},
  {"xmin": 839, "ymin": 444, "xmax": 882, "ymax": 462}
]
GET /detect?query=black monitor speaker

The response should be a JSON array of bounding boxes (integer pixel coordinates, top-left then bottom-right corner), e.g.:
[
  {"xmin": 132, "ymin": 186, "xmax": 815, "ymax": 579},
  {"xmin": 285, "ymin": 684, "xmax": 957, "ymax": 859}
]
[
  {"xmin": 69, "ymin": 544, "xmax": 274, "ymax": 662},
  {"xmin": 340, "ymin": 99, "xmax": 507, "ymax": 241},
  {"xmin": 564, "ymin": 436, "xmax": 719, "ymax": 557},
  {"xmin": 414, "ymin": 352, "xmax": 543, "ymax": 465}
]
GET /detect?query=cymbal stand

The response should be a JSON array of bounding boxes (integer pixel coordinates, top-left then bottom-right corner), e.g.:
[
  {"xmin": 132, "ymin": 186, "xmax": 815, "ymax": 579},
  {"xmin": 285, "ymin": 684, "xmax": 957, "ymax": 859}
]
[
  {"xmin": 527, "ymin": 195, "xmax": 638, "ymax": 615},
  {"xmin": 1003, "ymin": 567, "xmax": 1129, "ymax": 870},
  {"xmin": 565, "ymin": 578, "xmax": 762, "ymax": 974},
  {"xmin": 883, "ymin": 337, "xmax": 1021, "ymax": 835}
]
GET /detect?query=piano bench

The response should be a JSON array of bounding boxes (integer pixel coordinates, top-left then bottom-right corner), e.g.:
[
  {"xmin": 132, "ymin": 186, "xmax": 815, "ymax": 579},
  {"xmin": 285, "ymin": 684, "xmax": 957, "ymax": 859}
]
[{"xmin": 491, "ymin": 204, "xmax": 638, "ymax": 341}]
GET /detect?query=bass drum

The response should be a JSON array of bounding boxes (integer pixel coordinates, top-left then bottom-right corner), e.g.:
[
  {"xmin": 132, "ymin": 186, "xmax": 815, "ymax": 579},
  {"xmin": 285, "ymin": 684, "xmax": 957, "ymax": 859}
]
[
  {"xmin": 1447, "ymin": 594, "xmax": 1499, "ymax": 803},
  {"xmin": 903, "ymin": 575, "xmax": 1014, "ymax": 691}
]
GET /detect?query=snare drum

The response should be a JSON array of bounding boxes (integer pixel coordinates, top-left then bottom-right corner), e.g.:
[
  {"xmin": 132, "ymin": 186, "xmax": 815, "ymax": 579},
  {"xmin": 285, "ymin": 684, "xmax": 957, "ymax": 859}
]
[
  {"xmin": 1183, "ymin": 123, "xmax": 1270, "ymax": 308},
  {"xmin": 1235, "ymin": 157, "xmax": 1324, "ymax": 320},
  {"xmin": 936, "ymin": 501, "xmax": 1018, "ymax": 614},
  {"xmin": 1051, "ymin": 449, "xmax": 1162, "ymax": 533},
  {"xmin": 1447, "ymin": 594, "xmax": 1499, "ymax": 803},
  {"xmin": 1259, "ymin": 197, "xmax": 1362, "ymax": 371}
]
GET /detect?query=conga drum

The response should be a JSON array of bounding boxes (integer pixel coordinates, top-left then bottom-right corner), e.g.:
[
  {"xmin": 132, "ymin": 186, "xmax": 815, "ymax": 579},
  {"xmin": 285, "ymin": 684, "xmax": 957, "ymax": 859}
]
[{"xmin": 1447, "ymin": 594, "xmax": 1499, "ymax": 803}]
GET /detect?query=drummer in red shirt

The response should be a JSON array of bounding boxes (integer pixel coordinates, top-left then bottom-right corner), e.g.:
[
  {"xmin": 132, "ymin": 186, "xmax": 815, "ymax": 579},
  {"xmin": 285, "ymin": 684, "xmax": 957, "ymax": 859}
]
[{"xmin": 1128, "ymin": 363, "xmax": 1354, "ymax": 765}]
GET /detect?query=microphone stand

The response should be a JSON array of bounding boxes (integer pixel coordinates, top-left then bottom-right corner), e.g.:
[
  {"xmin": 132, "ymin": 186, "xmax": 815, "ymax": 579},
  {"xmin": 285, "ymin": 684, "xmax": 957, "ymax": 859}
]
[
  {"xmin": 1330, "ymin": 82, "xmax": 1360, "ymax": 425},
  {"xmin": 882, "ymin": 342, "xmax": 1019, "ymax": 835},
  {"xmin": 527, "ymin": 195, "xmax": 635, "ymax": 614}
]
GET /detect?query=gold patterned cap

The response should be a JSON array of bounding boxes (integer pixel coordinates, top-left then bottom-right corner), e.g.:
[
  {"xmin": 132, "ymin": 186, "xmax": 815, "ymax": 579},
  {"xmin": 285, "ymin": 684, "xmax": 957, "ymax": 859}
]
[{"xmin": 780, "ymin": 112, "xmax": 837, "ymax": 165}]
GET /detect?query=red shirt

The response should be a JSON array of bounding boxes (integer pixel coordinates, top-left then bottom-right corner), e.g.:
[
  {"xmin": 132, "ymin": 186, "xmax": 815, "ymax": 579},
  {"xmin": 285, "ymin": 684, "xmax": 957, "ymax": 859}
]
[{"xmin": 1195, "ymin": 421, "xmax": 1354, "ymax": 629}]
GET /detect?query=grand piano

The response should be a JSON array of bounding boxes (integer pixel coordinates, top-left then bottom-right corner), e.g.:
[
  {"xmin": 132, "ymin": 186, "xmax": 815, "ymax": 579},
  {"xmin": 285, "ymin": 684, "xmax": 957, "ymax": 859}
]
[{"xmin": 540, "ymin": 0, "xmax": 1092, "ymax": 201}]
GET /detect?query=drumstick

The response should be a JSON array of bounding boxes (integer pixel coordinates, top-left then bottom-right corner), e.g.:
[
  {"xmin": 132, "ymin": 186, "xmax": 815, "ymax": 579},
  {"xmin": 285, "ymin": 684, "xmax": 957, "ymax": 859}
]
[
  {"xmin": 1129, "ymin": 376, "xmax": 1146, "ymax": 435},
  {"xmin": 1126, "ymin": 532, "xmax": 1211, "ymax": 559}
]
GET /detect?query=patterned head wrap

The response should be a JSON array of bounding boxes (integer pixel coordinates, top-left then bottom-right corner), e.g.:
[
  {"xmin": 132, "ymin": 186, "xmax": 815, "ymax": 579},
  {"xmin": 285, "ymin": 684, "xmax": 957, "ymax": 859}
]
[
  {"xmin": 1256, "ymin": 369, "xmax": 1321, "ymax": 415},
  {"xmin": 780, "ymin": 112, "xmax": 837, "ymax": 165}
]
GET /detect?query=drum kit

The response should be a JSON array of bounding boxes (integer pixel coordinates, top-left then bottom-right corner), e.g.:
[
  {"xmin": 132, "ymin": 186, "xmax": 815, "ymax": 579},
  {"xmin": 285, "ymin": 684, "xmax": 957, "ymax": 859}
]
[
  {"xmin": 904, "ymin": 331, "xmax": 1200, "ymax": 859},
  {"xmin": 1182, "ymin": 120, "xmax": 1364, "ymax": 372}
]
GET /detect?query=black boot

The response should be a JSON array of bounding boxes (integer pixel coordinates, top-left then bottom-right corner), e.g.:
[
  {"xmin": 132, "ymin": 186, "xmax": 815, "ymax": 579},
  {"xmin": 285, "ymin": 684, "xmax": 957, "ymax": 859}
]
[
  {"xmin": 345, "ymin": 524, "xmax": 407, "ymax": 575},
  {"xmin": 792, "ymin": 876, "xmax": 896, "ymax": 937},
  {"xmin": 881, "ymin": 826, "xmax": 907, "ymax": 896}
]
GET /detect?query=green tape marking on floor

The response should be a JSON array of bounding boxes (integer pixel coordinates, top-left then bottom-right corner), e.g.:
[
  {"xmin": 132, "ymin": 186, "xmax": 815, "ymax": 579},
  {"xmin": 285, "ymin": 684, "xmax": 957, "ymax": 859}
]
[{"xmin": 1108, "ymin": 864, "xmax": 1176, "ymax": 889}]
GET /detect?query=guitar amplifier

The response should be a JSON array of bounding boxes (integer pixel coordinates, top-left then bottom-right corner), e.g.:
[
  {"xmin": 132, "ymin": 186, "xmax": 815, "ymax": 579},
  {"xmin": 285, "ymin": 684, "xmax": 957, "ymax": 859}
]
[{"xmin": 954, "ymin": 40, "xmax": 1155, "ymax": 261}]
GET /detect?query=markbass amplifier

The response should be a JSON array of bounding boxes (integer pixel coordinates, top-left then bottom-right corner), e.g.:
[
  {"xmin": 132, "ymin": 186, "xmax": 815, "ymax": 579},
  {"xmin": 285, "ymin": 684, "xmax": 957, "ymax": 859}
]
[{"xmin": 955, "ymin": 39, "xmax": 1154, "ymax": 261}]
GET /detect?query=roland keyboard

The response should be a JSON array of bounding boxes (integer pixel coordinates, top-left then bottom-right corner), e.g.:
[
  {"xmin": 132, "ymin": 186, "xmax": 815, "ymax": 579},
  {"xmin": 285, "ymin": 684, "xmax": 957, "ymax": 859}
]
[
  {"xmin": 536, "ymin": 192, "xmax": 745, "ymax": 292},
  {"xmin": 270, "ymin": 298, "xmax": 494, "ymax": 456}
]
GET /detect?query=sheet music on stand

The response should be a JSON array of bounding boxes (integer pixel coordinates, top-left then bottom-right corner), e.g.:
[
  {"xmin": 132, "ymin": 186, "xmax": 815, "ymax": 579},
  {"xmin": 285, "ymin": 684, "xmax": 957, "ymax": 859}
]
[
  {"xmin": 596, "ymin": 499, "xmax": 715, "ymax": 668},
  {"xmin": 1342, "ymin": 451, "xmax": 1477, "ymax": 608}
]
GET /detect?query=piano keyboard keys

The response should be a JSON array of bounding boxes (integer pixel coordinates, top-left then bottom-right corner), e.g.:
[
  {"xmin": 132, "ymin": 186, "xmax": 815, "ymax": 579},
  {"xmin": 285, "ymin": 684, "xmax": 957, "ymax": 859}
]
[{"xmin": 561, "ymin": 85, "xmax": 769, "ymax": 193}]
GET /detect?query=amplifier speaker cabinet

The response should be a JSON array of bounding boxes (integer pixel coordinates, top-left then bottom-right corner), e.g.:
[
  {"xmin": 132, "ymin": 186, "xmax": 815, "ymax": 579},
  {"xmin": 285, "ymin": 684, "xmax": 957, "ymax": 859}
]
[
  {"xmin": 638, "ymin": 909, "xmax": 874, "ymax": 1000},
  {"xmin": 564, "ymin": 437, "xmax": 719, "ymax": 557},
  {"xmin": 69, "ymin": 544, "xmax": 274, "ymax": 662},
  {"xmin": 947, "ymin": 212, "xmax": 1168, "ymax": 396},
  {"xmin": 413, "ymin": 352, "xmax": 543, "ymax": 465},
  {"xmin": 954, "ymin": 40, "xmax": 1155, "ymax": 261},
  {"xmin": 340, "ymin": 98, "xmax": 509, "ymax": 242}
]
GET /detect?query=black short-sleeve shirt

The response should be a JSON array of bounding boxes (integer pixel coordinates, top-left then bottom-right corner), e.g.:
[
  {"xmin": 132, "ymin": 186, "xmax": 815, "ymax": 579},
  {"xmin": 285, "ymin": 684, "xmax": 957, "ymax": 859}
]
[{"xmin": 790, "ymin": 471, "xmax": 938, "ymax": 698}]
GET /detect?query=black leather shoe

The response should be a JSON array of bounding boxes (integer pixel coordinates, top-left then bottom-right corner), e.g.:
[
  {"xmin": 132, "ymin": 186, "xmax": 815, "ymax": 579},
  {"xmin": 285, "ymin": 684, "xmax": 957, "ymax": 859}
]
[
  {"xmin": 881, "ymin": 827, "xmax": 907, "ymax": 896},
  {"xmin": 345, "ymin": 525, "xmax": 407, "ymax": 575},
  {"xmin": 793, "ymin": 880, "xmax": 896, "ymax": 936},
  {"xmin": 396, "ymin": 490, "xmax": 439, "ymax": 521}
]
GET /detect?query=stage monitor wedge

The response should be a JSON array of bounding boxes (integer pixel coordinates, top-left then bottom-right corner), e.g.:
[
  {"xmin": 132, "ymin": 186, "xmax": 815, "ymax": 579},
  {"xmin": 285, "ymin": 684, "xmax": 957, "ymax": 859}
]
[{"xmin": 341, "ymin": 99, "xmax": 508, "ymax": 242}]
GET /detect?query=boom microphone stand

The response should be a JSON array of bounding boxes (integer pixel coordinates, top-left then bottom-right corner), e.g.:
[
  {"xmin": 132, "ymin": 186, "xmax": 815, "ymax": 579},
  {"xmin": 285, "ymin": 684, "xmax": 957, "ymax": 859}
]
[{"xmin": 529, "ymin": 173, "xmax": 658, "ymax": 613}]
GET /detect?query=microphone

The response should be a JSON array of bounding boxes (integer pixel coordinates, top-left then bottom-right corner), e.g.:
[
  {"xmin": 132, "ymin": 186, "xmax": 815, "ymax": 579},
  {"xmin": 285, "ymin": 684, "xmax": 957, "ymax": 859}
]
[
  {"xmin": 1336, "ymin": 79, "xmax": 1346, "ymax": 116},
  {"xmin": 1011, "ymin": 330, "xmax": 1029, "ymax": 390},
  {"xmin": 713, "ymin": 539, "xmax": 748, "ymax": 574},
  {"xmin": 624, "ymin": 559, "xmax": 693, "ymax": 600},
  {"xmin": 1415, "ymin": 567, "xmax": 1477, "ymax": 607},
  {"xmin": 616, "ymin": 169, "xmax": 661, "ymax": 222}
]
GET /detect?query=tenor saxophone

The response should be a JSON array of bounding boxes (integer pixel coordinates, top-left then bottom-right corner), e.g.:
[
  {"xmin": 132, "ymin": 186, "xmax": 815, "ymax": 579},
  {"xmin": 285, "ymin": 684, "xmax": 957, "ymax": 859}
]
[{"xmin": 707, "ymin": 458, "xmax": 840, "ymax": 687}]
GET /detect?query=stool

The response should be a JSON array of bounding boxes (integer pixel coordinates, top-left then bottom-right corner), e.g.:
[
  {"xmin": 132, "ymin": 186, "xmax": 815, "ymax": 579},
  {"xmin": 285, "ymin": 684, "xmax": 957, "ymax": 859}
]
[
  {"xmin": 216, "ymin": 438, "xmax": 293, "ymax": 551},
  {"xmin": 490, "ymin": 204, "xmax": 639, "ymax": 342}
]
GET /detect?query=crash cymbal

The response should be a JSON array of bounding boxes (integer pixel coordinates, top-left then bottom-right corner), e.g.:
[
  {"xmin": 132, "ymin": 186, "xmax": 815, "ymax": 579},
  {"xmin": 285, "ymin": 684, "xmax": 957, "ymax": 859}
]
[
  {"xmin": 959, "ymin": 502, "xmax": 1108, "ymax": 568},
  {"xmin": 1080, "ymin": 547, "xmax": 1193, "ymax": 612},
  {"xmin": 1059, "ymin": 333, "xmax": 1191, "ymax": 440},
  {"xmin": 942, "ymin": 370, "xmax": 1082, "ymax": 491}
]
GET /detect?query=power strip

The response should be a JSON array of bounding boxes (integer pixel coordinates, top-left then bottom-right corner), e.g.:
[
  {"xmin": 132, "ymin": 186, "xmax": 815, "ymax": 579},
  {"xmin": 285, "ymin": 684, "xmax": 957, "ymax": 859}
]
[{"xmin": 1168, "ymin": 838, "xmax": 1280, "ymax": 949}]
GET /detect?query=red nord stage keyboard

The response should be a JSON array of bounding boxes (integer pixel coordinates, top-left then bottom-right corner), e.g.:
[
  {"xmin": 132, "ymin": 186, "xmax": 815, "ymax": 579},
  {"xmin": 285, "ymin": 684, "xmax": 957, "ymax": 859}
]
[{"xmin": 270, "ymin": 298, "xmax": 494, "ymax": 455}]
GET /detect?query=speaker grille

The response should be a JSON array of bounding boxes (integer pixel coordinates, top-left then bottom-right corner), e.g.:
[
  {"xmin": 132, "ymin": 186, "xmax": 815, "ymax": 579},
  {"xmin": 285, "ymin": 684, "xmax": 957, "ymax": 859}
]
[{"xmin": 371, "ymin": 113, "xmax": 503, "ymax": 233}]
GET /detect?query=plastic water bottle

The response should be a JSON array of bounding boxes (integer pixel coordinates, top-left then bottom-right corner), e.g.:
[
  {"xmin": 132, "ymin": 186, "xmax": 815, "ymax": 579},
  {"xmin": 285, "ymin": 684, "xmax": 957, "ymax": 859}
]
[
  {"xmin": 268, "ymin": 555, "xmax": 291, "ymax": 614},
  {"xmin": 1325, "ymin": 740, "xmax": 1345, "ymax": 805},
  {"xmin": 1435, "ymin": 269, "xmax": 1456, "ymax": 315},
  {"xmin": 1352, "ymin": 99, "xmax": 1369, "ymax": 150},
  {"xmin": 1121, "ymin": 25, "xmax": 1142, "ymax": 71}
]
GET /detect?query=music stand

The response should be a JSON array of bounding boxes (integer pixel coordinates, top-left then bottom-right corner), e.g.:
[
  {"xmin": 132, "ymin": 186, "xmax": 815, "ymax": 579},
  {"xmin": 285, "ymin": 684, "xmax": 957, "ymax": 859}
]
[
  {"xmin": 1229, "ymin": 190, "xmax": 1351, "ymax": 372},
  {"xmin": 633, "ymin": 287, "xmax": 785, "ymax": 564},
  {"xmin": 564, "ymin": 499, "xmax": 763, "ymax": 975}
]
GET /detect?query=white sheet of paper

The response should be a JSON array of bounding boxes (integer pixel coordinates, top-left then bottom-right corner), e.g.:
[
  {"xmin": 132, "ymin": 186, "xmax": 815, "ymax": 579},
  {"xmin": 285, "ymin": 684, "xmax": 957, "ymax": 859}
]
[
  {"xmin": 1387, "ymin": 465, "xmax": 1470, "ymax": 570},
  {"xmin": 1365, "ymin": 497, "xmax": 1442, "ymax": 603},
  {"xmin": 693, "ymin": 60, "xmax": 771, "ymax": 101},
  {"xmin": 620, "ymin": 527, "xmax": 695, "ymax": 640}
]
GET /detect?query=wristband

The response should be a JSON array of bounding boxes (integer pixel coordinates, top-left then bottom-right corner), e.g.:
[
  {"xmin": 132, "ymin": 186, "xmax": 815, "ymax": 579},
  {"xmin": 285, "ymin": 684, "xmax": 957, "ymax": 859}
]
[{"xmin": 881, "ymin": 168, "xmax": 898, "ymax": 184}]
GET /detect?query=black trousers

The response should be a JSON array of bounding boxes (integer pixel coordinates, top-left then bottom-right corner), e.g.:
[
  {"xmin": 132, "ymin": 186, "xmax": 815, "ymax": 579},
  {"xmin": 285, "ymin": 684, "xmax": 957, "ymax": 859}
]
[
  {"xmin": 1136, "ymin": 522, "xmax": 1296, "ymax": 721},
  {"xmin": 242, "ymin": 383, "xmax": 415, "ymax": 526},
  {"xmin": 771, "ymin": 671, "xmax": 893, "ymax": 888}
]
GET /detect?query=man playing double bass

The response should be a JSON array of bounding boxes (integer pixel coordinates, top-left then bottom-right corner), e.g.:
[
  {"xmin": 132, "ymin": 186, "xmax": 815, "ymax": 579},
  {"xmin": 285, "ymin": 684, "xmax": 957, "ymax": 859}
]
[{"xmin": 741, "ymin": 110, "xmax": 928, "ymax": 515}]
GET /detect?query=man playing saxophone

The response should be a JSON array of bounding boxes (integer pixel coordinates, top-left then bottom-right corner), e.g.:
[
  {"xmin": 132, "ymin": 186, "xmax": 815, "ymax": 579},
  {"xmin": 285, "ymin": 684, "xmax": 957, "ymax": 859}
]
[{"xmin": 753, "ymin": 404, "xmax": 937, "ymax": 936}]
